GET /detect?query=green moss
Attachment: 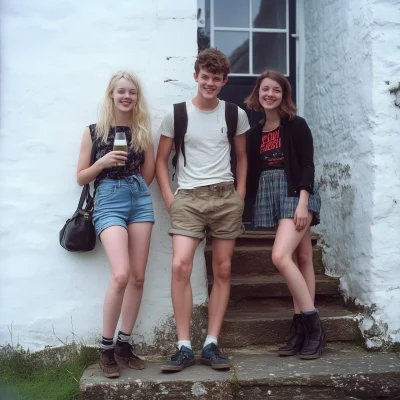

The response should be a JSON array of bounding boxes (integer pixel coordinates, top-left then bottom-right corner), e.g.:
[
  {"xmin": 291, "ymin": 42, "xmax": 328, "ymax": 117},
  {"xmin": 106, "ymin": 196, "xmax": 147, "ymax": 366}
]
[{"xmin": 0, "ymin": 344, "xmax": 98, "ymax": 400}]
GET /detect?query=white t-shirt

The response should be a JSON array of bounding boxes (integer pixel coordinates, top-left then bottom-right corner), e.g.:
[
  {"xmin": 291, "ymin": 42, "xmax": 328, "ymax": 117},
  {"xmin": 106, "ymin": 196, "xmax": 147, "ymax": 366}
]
[{"xmin": 158, "ymin": 100, "xmax": 250, "ymax": 191}]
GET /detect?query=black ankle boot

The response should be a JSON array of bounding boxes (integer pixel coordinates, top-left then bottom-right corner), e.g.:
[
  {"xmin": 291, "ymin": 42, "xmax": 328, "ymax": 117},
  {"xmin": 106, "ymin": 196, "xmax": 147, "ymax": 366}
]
[
  {"xmin": 277, "ymin": 314, "xmax": 304, "ymax": 356},
  {"xmin": 298, "ymin": 311, "xmax": 326, "ymax": 359}
]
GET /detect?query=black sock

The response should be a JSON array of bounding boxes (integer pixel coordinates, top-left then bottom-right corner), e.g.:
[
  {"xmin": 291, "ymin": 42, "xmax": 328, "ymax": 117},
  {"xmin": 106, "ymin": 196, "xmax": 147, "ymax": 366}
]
[
  {"xmin": 116, "ymin": 330, "xmax": 131, "ymax": 347},
  {"xmin": 100, "ymin": 336, "xmax": 114, "ymax": 351}
]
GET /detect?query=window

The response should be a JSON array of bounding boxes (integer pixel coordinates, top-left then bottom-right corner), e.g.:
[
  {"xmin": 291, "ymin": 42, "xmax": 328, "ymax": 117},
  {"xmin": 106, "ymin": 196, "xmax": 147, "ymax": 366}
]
[{"xmin": 198, "ymin": 0, "xmax": 290, "ymax": 76}]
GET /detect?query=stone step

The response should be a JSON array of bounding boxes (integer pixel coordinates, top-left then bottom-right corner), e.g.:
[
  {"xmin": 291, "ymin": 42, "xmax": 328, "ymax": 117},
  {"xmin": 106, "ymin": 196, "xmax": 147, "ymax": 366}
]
[
  {"xmin": 205, "ymin": 245, "xmax": 324, "ymax": 275},
  {"xmin": 80, "ymin": 343, "xmax": 400, "ymax": 399},
  {"xmin": 208, "ymin": 273, "xmax": 339, "ymax": 299},
  {"xmin": 232, "ymin": 231, "xmax": 320, "ymax": 247},
  {"xmin": 219, "ymin": 305, "xmax": 361, "ymax": 347}
]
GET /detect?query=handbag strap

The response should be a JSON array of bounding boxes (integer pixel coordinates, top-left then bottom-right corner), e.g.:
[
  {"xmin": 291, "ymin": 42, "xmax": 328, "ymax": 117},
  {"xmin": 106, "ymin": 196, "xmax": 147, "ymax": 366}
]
[{"xmin": 78, "ymin": 139, "xmax": 97, "ymax": 210}]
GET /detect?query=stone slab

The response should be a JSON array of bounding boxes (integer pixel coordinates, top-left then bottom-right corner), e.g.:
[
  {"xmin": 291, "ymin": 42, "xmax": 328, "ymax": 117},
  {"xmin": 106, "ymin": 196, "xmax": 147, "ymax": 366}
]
[
  {"xmin": 80, "ymin": 361, "xmax": 232, "ymax": 400},
  {"xmin": 206, "ymin": 246, "xmax": 324, "ymax": 275},
  {"xmin": 220, "ymin": 307, "xmax": 361, "ymax": 347},
  {"xmin": 208, "ymin": 273, "xmax": 339, "ymax": 299},
  {"xmin": 80, "ymin": 345, "xmax": 400, "ymax": 399},
  {"xmin": 232, "ymin": 345, "xmax": 400, "ymax": 399}
]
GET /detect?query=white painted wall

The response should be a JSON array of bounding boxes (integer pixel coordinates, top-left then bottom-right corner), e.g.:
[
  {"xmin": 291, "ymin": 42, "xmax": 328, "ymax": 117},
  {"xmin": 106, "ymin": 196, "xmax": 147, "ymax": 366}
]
[
  {"xmin": 0, "ymin": 0, "xmax": 206, "ymax": 351},
  {"xmin": 303, "ymin": 0, "xmax": 400, "ymax": 347}
]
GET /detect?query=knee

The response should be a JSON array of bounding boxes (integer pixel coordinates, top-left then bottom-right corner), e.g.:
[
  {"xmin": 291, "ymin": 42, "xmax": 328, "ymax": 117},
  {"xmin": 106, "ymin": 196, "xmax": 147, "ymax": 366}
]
[
  {"xmin": 213, "ymin": 260, "xmax": 231, "ymax": 283},
  {"xmin": 112, "ymin": 272, "xmax": 130, "ymax": 290},
  {"xmin": 272, "ymin": 251, "xmax": 291, "ymax": 272},
  {"xmin": 129, "ymin": 274, "xmax": 145, "ymax": 290},
  {"xmin": 297, "ymin": 250, "xmax": 312, "ymax": 270},
  {"xmin": 172, "ymin": 258, "xmax": 192, "ymax": 282}
]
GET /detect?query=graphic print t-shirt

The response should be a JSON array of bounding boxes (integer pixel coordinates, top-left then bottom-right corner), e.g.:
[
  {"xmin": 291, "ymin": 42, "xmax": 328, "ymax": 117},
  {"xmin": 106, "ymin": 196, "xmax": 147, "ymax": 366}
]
[{"xmin": 260, "ymin": 127, "xmax": 284, "ymax": 170}]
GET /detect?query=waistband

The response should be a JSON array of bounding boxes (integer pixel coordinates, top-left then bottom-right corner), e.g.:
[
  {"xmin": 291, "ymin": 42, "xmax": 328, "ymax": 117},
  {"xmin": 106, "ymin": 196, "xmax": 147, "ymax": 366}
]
[
  {"xmin": 99, "ymin": 175, "xmax": 145, "ymax": 187},
  {"xmin": 261, "ymin": 169, "xmax": 285, "ymax": 174},
  {"xmin": 182, "ymin": 182, "xmax": 234, "ymax": 193}
]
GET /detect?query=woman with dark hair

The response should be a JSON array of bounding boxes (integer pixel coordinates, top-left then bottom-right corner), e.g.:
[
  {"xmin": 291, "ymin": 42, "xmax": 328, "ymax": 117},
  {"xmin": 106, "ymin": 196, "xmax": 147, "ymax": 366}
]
[{"xmin": 245, "ymin": 70, "xmax": 325, "ymax": 359}]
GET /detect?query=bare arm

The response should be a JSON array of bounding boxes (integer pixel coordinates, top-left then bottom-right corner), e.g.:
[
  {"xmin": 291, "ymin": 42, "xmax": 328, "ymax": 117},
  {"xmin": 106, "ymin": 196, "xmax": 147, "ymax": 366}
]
[
  {"xmin": 140, "ymin": 142, "xmax": 155, "ymax": 185},
  {"xmin": 76, "ymin": 127, "xmax": 127, "ymax": 186},
  {"xmin": 76, "ymin": 128, "xmax": 103, "ymax": 186},
  {"xmin": 234, "ymin": 133, "xmax": 247, "ymax": 200},
  {"xmin": 155, "ymin": 135, "xmax": 174, "ymax": 212}
]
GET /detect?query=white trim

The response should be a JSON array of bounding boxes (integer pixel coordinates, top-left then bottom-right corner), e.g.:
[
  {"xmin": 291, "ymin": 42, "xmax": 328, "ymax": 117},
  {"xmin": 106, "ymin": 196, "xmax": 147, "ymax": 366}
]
[
  {"xmin": 230, "ymin": 73, "xmax": 290, "ymax": 77},
  {"xmin": 249, "ymin": 0, "xmax": 253, "ymax": 74},
  {"xmin": 210, "ymin": 0, "xmax": 215, "ymax": 50},
  {"xmin": 285, "ymin": 0, "xmax": 289, "ymax": 76},
  {"xmin": 214, "ymin": 27, "xmax": 287, "ymax": 33},
  {"xmin": 296, "ymin": 0, "xmax": 305, "ymax": 116}
]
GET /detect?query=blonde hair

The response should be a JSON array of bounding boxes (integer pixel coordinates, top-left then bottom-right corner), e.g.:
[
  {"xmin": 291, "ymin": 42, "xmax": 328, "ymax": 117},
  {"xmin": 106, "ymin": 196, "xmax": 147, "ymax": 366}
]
[{"xmin": 96, "ymin": 71, "xmax": 152, "ymax": 152}]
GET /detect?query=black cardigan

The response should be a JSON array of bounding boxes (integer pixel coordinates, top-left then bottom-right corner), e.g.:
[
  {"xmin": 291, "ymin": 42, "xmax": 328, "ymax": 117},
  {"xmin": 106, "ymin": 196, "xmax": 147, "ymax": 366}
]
[{"xmin": 246, "ymin": 115, "xmax": 315, "ymax": 206}]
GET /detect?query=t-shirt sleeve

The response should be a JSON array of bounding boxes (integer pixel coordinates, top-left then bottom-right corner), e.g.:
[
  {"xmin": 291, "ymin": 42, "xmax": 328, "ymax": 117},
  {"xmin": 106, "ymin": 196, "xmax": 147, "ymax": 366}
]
[
  {"xmin": 158, "ymin": 111, "xmax": 175, "ymax": 138},
  {"xmin": 235, "ymin": 107, "xmax": 250, "ymax": 136}
]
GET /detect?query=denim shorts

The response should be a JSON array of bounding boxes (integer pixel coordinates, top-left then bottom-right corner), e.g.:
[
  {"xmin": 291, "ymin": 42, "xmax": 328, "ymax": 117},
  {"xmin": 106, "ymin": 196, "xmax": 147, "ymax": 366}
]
[
  {"xmin": 253, "ymin": 169, "xmax": 321, "ymax": 228},
  {"xmin": 93, "ymin": 175, "xmax": 154, "ymax": 237}
]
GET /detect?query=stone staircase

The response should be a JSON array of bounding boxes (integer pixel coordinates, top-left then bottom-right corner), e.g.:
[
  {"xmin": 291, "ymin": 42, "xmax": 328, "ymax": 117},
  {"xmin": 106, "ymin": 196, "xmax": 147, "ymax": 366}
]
[
  {"xmin": 205, "ymin": 232, "xmax": 360, "ymax": 348},
  {"xmin": 79, "ymin": 233, "xmax": 400, "ymax": 399}
]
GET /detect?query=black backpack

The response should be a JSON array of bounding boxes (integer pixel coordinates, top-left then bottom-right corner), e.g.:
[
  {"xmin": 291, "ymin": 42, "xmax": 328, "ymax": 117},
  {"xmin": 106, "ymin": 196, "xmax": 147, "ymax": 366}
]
[{"xmin": 171, "ymin": 101, "xmax": 239, "ymax": 181}]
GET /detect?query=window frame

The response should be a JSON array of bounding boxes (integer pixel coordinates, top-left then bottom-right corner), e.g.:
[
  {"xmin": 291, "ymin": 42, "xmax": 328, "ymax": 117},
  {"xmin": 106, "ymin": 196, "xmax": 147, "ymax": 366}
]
[{"xmin": 210, "ymin": 0, "xmax": 290, "ymax": 77}]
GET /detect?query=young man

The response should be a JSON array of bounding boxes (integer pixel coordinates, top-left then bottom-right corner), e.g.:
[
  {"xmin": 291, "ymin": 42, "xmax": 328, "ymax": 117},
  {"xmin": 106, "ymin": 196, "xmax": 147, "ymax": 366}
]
[{"xmin": 156, "ymin": 48, "xmax": 250, "ymax": 371}]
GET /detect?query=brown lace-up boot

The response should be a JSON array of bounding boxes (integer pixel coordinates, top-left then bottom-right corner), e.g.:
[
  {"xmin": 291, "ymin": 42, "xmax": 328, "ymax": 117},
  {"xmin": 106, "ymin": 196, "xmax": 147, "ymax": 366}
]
[
  {"xmin": 99, "ymin": 348, "xmax": 120, "ymax": 378},
  {"xmin": 114, "ymin": 342, "xmax": 146, "ymax": 370}
]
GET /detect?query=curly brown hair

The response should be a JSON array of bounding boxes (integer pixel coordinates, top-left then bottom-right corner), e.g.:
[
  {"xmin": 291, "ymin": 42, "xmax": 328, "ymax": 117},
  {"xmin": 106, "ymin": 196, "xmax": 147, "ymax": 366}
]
[
  {"xmin": 245, "ymin": 70, "xmax": 297, "ymax": 120},
  {"xmin": 194, "ymin": 48, "xmax": 231, "ymax": 78}
]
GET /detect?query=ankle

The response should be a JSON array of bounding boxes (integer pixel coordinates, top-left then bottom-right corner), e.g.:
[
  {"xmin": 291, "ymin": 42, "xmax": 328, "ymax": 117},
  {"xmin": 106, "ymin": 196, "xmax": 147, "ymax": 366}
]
[
  {"xmin": 302, "ymin": 308, "xmax": 318, "ymax": 315},
  {"xmin": 177, "ymin": 340, "xmax": 192, "ymax": 350},
  {"xmin": 203, "ymin": 335, "xmax": 218, "ymax": 348},
  {"xmin": 116, "ymin": 330, "xmax": 131, "ymax": 347},
  {"xmin": 101, "ymin": 336, "xmax": 114, "ymax": 351}
]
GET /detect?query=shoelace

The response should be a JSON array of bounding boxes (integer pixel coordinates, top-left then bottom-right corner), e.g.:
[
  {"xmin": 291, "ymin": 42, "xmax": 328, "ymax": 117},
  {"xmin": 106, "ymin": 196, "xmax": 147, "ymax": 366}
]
[
  {"xmin": 209, "ymin": 344, "xmax": 223, "ymax": 360},
  {"xmin": 171, "ymin": 347, "xmax": 188, "ymax": 362},
  {"xmin": 103, "ymin": 350, "xmax": 118, "ymax": 365}
]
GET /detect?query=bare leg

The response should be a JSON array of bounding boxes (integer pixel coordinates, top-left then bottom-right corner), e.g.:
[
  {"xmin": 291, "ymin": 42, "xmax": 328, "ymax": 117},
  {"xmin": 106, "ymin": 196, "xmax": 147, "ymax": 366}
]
[
  {"xmin": 293, "ymin": 228, "xmax": 315, "ymax": 313},
  {"xmin": 272, "ymin": 213, "xmax": 315, "ymax": 312},
  {"xmin": 120, "ymin": 222, "xmax": 153, "ymax": 334},
  {"xmin": 171, "ymin": 235, "xmax": 200, "ymax": 341},
  {"xmin": 207, "ymin": 238, "xmax": 236, "ymax": 337},
  {"xmin": 100, "ymin": 226, "xmax": 130, "ymax": 339}
]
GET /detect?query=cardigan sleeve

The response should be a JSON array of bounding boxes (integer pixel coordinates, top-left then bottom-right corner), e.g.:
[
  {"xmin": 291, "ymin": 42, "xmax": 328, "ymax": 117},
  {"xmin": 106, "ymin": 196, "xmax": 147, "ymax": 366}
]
[{"xmin": 296, "ymin": 118, "xmax": 315, "ymax": 194}]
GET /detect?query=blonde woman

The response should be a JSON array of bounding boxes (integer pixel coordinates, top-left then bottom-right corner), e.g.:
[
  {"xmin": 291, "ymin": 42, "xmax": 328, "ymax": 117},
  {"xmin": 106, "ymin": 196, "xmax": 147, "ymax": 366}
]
[{"xmin": 77, "ymin": 71, "xmax": 155, "ymax": 378}]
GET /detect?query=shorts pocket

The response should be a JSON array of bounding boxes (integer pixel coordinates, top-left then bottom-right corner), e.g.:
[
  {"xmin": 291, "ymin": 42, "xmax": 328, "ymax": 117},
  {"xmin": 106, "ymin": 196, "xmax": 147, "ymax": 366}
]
[
  {"xmin": 95, "ymin": 185, "xmax": 117, "ymax": 206},
  {"xmin": 233, "ymin": 189, "xmax": 245, "ymax": 204}
]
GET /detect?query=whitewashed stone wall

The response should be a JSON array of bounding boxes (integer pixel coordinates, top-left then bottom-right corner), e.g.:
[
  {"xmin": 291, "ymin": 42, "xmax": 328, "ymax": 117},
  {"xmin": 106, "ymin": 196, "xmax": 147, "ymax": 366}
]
[
  {"xmin": 0, "ymin": 0, "xmax": 206, "ymax": 351},
  {"xmin": 303, "ymin": 0, "xmax": 400, "ymax": 347}
]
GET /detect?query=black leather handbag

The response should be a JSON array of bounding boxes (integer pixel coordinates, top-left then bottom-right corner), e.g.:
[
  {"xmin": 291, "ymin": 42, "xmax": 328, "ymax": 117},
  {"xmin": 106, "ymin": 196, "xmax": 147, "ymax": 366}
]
[{"xmin": 59, "ymin": 142, "xmax": 97, "ymax": 252}]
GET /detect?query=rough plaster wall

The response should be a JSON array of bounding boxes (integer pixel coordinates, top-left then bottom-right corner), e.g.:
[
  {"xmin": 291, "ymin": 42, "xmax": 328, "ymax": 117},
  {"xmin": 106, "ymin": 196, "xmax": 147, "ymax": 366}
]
[
  {"xmin": 304, "ymin": 0, "xmax": 400, "ymax": 347},
  {"xmin": 0, "ymin": 0, "xmax": 205, "ymax": 351},
  {"xmin": 363, "ymin": 0, "xmax": 400, "ymax": 347},
  {"xmin": 304, "ymin": 0, "xmax": 374, "ymax": 289}
]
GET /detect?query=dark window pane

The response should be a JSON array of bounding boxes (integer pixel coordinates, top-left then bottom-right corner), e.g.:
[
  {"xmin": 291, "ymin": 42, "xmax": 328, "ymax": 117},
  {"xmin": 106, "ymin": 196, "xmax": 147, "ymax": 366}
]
[
  {"xmin": 198, "ymin": 0, "xmax": 211, "ymax": 50},
  {"xmin": 252, "ymin": 0, "xmax": 286, "ymax": 29},
  {"xmin": 253, "ymin": 33, "xmax": 286, "ymax": 74},
  {"xmin": 215, "ymin": 0, "xmax": 249, "ymax": 28},
  {"xmin": 215, "ymin": 31, "xmax": 249, "ymax": 73}
]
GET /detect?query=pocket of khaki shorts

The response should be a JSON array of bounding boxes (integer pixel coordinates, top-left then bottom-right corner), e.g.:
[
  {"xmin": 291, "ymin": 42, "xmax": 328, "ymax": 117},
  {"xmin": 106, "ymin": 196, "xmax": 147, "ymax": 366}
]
[{"xmin": 234, "ymin": 189, "xmax": 245, "ymax": 204}]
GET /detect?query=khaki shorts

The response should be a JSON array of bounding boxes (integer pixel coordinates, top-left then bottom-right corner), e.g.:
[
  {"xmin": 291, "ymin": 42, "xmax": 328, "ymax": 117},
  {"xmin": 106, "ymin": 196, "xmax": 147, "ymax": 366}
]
[{"xmin": 169, "ymin": 183, "xmax": 245, "ymax": 240}]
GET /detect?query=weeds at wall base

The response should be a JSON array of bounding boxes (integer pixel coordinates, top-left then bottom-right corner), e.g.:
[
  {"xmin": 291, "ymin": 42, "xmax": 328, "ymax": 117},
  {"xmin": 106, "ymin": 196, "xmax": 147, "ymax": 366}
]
[{"xmin": 0, "ymin": 343, "xmax": 98, "ymax": 400}]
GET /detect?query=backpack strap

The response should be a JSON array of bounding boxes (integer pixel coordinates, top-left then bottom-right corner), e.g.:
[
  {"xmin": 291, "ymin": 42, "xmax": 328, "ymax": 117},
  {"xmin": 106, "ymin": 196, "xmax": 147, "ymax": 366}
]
[
  {"xmin": 172, "ymin": 102, "xmax": 188, "ymax": 176},
  {"xmin": 225, "ymin": 102, "xmax": 239, "ymax": 183}
]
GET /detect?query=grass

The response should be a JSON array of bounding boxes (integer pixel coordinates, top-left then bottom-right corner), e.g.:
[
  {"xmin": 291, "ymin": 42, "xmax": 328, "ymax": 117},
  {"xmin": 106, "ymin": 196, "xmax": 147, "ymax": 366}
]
[{"xmin": 0, "ymin": 343, "xmax": 98, "ymax": 400}]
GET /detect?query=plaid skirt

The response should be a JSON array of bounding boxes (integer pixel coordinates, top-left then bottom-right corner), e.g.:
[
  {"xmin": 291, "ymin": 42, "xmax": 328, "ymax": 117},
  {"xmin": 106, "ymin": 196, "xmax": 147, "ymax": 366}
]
[{"xmin": 253, "ymin": 169, "xmax": 321, "ymax": 228}]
